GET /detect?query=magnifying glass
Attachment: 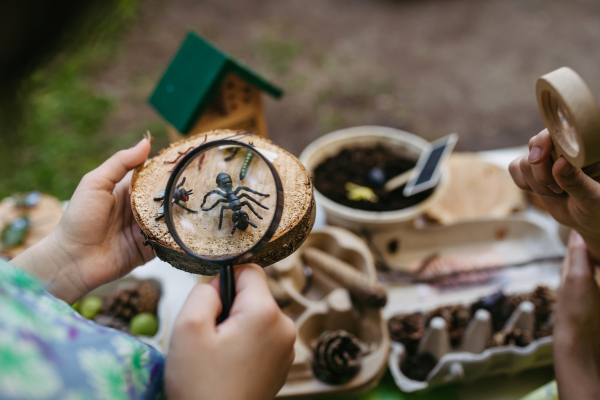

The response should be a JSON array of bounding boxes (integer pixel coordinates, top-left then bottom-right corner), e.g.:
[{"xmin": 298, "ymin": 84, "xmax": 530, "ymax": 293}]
[
  {"xmin": 162, "ymin": 139, "xmax": 284, "ymax": 322},
  {"xmin": 536, "ymin": 67, "xmax": 600, "ymax": 168}
]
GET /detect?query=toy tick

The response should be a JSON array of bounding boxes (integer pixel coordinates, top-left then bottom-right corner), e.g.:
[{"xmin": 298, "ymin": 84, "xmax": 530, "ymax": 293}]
[
  {"xmin": 154, "ymin": 177, "xmax": 198, "ymax": 221},
  {"xmin": 201, "ymin": 173, "xmax": 270, "ymax": 234}
]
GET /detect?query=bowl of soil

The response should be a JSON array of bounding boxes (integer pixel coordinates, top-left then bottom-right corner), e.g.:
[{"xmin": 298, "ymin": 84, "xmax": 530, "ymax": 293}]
[{"xmin": 299, "ymin": 126, "xmax": 447, "ymax": 231}]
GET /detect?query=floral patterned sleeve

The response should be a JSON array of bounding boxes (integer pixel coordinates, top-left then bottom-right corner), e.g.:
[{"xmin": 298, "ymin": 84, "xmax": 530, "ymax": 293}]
[{"xmin": 0, "ymin": 259, "xmax": 165, "ymax": 400}]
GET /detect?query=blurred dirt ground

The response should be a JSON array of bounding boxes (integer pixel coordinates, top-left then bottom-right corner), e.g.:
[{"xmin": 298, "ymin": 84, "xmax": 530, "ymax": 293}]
[{"xmin": 95, "ymin": 0, "xmax": 600, "ymax": 155}]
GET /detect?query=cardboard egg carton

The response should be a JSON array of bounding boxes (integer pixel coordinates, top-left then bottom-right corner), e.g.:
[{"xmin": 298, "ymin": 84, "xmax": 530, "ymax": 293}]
[
  {"xmin": 388, "ymin": 291, "xmax": 555, "ymax": 392},
  {"xmin": 271, "ymin": 226, "xmax": 390, "ymax": 398}
]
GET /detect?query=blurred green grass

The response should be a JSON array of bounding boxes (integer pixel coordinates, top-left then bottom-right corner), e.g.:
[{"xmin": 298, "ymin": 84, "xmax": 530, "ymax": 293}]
[{"xmin": 0, "ymin": 0, "xmax": 167, "ymax": 201}]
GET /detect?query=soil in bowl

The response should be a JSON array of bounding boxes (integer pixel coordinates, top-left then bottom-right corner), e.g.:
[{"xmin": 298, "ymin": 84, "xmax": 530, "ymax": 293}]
[{"xmin": 313, "ymin": 146, "xmax": 434, "ymax": 212}]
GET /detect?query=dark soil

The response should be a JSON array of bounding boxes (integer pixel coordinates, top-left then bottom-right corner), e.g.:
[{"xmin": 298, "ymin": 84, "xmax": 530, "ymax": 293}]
[{"xmin": 313, "ymin": 146, "xmax": 434, "ymax": 211}]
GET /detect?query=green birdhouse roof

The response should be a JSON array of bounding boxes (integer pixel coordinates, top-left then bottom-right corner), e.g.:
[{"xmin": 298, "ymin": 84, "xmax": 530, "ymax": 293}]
[{"xmin": 149, "ymin": 32, "xmax": 283, "ymax": 134}]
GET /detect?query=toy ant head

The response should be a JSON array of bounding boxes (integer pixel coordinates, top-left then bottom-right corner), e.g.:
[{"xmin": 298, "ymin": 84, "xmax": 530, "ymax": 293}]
[{"xmin": 216, "ymin": 173, "xmax": 233, "ymax": 192}]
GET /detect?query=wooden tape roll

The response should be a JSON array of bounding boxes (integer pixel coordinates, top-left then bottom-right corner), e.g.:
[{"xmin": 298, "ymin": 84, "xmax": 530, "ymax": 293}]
[{"xmin": 536, "ymin": 67, "xmax": 600, "ymax": 168}]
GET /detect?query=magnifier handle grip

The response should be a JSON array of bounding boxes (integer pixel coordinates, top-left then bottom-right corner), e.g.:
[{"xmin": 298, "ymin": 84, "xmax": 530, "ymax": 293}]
[{"xmin": 217, "ymin": 264, "xmax": 235, "ymax": 323}]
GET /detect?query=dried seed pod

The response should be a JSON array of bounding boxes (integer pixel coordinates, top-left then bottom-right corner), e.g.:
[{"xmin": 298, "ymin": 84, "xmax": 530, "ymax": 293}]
[
  {"xmin": 267, "ymin": 276, "xmax": 292, "ymax": 308},
  {"xmin": 311, "ymin": 330, "xmax": 368, "ymax": 384},
  {"xmin": 400, "ymin": 352, "xmax": 437, "ymax": 382},
  {"xmin": 102, "ymin": 280, "xmax": 160, "ymax": 322},
  {"xmin": 388, "ymin": 313, "xmax": 426, "ymax": 355},
  {"xmin": 488, "ymin": 331, "xmax": 507, "ymax": 348},
  {"xmin": 529, "ymin": 286, "xmax": 556, "ymax": 325},
  {"xmin": 471, "ymin": 291, "xmax": 511, "ymax": 332},
  {"xmin": 504, "ymin": 328, "xmax": 534, "ymax": 347},
  {"xmin": 302, "ymin": 247, "xmax": 387, "ymax": 307},
  {"xmin": 94, "ymin": 315, "xmax": 129, "ymax": 332},
  {"xmin": 427, "ymin": 305, "xmax": 470, "ymax": 348},
  {"xmin": 535, "ymin": 322, "xmax": 553, "ymax": 339}
]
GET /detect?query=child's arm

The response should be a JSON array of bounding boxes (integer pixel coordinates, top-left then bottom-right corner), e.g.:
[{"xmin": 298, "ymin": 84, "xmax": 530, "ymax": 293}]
[
  {"xmin": 509, "ymin": 129, "xmax": 600, "ymax": 259},
  {"xmin": 165, "ymin": 263, "xmax": 296, "ymax": 400},
  {"xmin": 11, "ymin": 139, "xmax": 154, "ymax": 304},
  {"xmin": 553, "ymin": 232, "xmax": 600, "ymax": 400}
]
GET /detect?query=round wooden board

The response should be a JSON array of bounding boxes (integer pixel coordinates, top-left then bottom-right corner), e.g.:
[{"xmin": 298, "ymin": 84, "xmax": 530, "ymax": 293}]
[
  {"xmin": 425, "ymin": 153, "xmax": 526, "ymax": 225},
  {"xmin": 130, "ymin": 130, "xmax": 315, "ymax": 275}
]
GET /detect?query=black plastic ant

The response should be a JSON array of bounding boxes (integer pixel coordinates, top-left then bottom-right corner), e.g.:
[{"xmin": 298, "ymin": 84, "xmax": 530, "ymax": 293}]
[
  {"xmin": 154, "ymin": 177, "xmax": 198, "ymax": 221},
  {"xmin": 201, "ymin": 173, "xmax": 270, "ymax": 234}
]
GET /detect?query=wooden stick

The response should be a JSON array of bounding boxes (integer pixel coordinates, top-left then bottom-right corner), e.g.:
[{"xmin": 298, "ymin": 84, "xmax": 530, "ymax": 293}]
[
  {"xmin": 302, "ymin": 247, "xmax": 387, "ymax": 308},
  {"xmin": 383, "ymin": 168, "xmax": 414, "ymax": 192}
]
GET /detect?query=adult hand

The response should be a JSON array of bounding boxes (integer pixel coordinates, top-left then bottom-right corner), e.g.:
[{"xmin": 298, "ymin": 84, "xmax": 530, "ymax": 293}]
[
  {"xmin": 165, "ymin": 264, "xmax": 296, "ymax": 400},
  {"xmin": 553, "ymin": 231, "xmax": 600, "ymax": 400},
  {"xmin": 12, "ymin": 138, "xmax": 154, "ymax": 303},
  {"xmin": 509, "ymin": 129, "xmax": 600, "ymax": 258}
]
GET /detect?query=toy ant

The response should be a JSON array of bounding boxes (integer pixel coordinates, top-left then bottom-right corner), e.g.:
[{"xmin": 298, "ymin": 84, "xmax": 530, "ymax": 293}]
[
  {"xmin": 154, "ymin": 177, "xmax": 198, "ymax": 221},
  {"xmin": 201, "ymin": 173, "xmax": 270, "ymax": 234}
]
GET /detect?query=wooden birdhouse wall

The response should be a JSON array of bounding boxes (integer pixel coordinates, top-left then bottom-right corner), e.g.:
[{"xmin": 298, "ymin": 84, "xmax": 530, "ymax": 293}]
[{"xmin": 168, "ymin": 73, "xmax": 269, "ymax": 142}]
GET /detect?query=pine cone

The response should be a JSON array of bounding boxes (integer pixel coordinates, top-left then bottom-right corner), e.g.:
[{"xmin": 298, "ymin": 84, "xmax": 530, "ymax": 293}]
[
  {"xmin": 102, "ymin": 280, "xmax": 160, "ymax": 321},
  {"xmin": 388, "ymin": 313, "xmax": 425, "ymax": 355},
  {"xmin": 427, "ymin": 305, "xmax": 470, "ymax": 348},
  {"xmin": 400, "ymin": 352, "xmax": 437, "ymax": 382},
  {"xmin": 311, "ymin": 330, "xmax": 368, "ymax": 384}
]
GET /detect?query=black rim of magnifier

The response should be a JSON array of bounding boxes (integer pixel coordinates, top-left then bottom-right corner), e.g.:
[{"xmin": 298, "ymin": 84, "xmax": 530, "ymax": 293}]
[{"xmin": 163, "ymin": 139, "xmax": 284, "ymax": 267}]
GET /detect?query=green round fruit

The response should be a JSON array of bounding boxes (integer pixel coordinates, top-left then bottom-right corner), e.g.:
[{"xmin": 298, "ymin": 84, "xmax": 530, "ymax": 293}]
[
  {"xmin": 71, "ymin": 300, "xmax": 80, "ymax": 312},
  {"xmin": 80, "ymin": 296, "xmax": 103, "ymax": 320},
  {"xmin": 130, "ymin": 313, "xmax": 158, "ymax": 337}
]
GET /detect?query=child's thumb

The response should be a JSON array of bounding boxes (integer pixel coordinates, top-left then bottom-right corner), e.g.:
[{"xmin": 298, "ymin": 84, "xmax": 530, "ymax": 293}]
[{"xmin": 82, "ymin": 139, "xmax": 151, "ymax": 193}]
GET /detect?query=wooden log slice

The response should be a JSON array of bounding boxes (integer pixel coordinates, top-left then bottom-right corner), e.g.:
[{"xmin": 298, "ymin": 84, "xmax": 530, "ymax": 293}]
[{"xmin": 130, "ymin": 130, "xmax": 315, "ymax": 275}]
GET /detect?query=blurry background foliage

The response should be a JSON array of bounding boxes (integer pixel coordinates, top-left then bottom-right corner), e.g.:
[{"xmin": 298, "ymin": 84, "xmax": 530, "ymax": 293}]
[{"xmin": 0, "ymin": 0, "xmax": 166, "ymax": 200}]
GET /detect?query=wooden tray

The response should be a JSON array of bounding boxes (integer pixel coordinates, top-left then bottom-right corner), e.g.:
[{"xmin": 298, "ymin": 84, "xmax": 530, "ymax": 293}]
[
  {"xmin": 369, "ymin": 216, "xmax": 564, "ymax": 286},
  {"xmin": 270, "ymin": 226, "xmax": 390, "ymax": 398}
]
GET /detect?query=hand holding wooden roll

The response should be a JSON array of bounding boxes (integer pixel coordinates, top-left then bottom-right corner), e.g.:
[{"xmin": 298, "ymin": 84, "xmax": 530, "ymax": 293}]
[
  {"xmin": 536, "ymin": 67, "xmax": 600, "ymax": 168},
  {"xmin": 302, "ymin": 247, "xmax": 387, "ymax": 308}
]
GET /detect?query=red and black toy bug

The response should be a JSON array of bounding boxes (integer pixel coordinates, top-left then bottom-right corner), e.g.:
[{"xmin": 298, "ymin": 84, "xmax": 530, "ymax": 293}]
[{"xmin": 154, "ymin": 177, "xmax": 198, "ymax": 221}]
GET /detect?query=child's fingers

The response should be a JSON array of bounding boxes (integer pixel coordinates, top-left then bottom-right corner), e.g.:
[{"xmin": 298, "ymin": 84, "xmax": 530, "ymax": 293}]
[
  {"xmin": 509, "ymin": 157, "xmax": 532, "ymax": 192},
  {"xmin": 519, "ymin": 155, "xmax": 563, "ymax": 197},
  {"xmin": 530, "ymin": 131, "xmax": 562, "ymax": 194},
  {"xmin": 175, "ymin": 283, "xmax": 222, "ymax": 336},
  {"xmin": 527, "ymin": 130, "xmax": 553, "ymax": 164},
  {"xmin": 553, "ymin": 156, "xmax": 600, "ymax": 206}
]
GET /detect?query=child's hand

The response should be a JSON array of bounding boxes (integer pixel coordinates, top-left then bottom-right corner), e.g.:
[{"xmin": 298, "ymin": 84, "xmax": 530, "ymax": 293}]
[
  {"xmin": 12, "ymin": 139, "xmax": 154, "ymax": 303},
  {"xmin": 165, "ymin": 264, "xmax": 296, "ymax": 400},
  {"xmin": 509, "ymin": 129, "xmax": 600, "ymax": 258},
  {"xmin": 553, "ymin": 231, "xmax": 600, "ymax": 400}
]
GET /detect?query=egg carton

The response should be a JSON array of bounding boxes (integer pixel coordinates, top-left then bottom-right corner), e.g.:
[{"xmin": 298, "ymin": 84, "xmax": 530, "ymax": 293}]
[
  {"xmin": 270, "ymin": 226, "xmax": 390, "ymax": 398},
  {"xmin": 389, "ymin": 294, "xmax": 555, "ymax": 392}
]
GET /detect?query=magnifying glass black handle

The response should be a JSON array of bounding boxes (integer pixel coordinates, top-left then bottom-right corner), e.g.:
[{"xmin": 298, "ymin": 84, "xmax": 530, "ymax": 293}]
[{"xmin": 217, "ymin": 264, "xmax": 235, "ymax": 323}]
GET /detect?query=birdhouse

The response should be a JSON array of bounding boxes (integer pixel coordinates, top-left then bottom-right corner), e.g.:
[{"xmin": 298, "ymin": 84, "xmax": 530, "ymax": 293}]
[{"xmin": 149, "ymin": 32, "xmax": 283, "ymax": 141}]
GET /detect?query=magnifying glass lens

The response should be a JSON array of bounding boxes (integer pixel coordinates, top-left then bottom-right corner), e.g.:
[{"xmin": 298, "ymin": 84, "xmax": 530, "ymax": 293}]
[
  {"xmin": 552, "ymin": 95, "xmax": 580, "ymax": 157},
  {"xmin": 167, "ymin": 143, "xmax": 277, "ymax": 261}
]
